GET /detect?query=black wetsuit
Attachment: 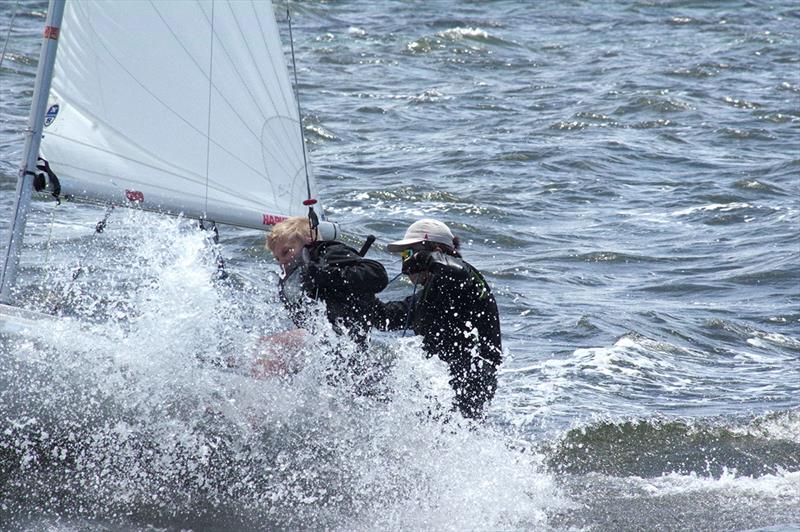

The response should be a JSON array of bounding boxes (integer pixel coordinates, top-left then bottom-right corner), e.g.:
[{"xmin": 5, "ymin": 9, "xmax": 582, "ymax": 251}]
[
  {"xmin": 280, "ymin": 240, "xmax": 388, "ymax": 344},
  {"xmin": 374, "ymin": 252, "xmax": 502, "ymax": 418}
]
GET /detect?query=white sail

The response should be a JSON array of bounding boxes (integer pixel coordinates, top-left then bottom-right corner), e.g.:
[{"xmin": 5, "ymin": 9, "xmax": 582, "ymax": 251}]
[{"xmin": 38, "ymin": 0, "xmax": 321, "ymax": 230}]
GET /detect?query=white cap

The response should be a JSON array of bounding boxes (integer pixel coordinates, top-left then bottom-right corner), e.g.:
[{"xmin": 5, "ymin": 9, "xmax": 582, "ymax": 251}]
[{"xmin": 386, "ymin": 218, "xmax": 455, "ymax": 252}]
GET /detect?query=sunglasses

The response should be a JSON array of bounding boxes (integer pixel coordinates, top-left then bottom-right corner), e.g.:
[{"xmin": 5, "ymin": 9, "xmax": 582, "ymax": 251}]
[{"xmin": 400, "ymin": 248, "xmax": 416, "ymax": 261}]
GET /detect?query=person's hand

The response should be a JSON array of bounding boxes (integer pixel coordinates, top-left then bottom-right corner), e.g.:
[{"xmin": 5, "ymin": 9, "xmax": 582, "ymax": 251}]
[
  {"xmin": 257, "ymin": 329, "xmax": 308, "ymax": 350},
  {"xmin": 252, "ymin": 357, "xmax": 289, "ymax": 378},
  {"xmin": 251, "ymin": 329, "xmax": 308, "ymax": 378},
  {"xmin": 402, "ymin": 250, "xmax": 434, "ymax": 275}
]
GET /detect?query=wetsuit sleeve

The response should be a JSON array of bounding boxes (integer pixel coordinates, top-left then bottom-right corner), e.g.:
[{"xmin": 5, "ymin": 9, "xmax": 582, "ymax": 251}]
[
  {"xmin": 372, "ymin": 296, "xmax": 413, "ymax": 331},
  {"xmin": 339, "ymin": 258, "xmax": 389, "ymax": 294},
  {"xmin": 403, "ymin": 251, "xmax": 470, "ymax": 279},
  {"xmin": 310, "ymin": 242, "xmax": 389, "ymax": 295},
  {"xmin": 371, "ymin": 253, "xmax": 469, "ymax": 333},
  {"xmin": 410, "ymin": 257, "xmax": 501, "ymax": 362}
]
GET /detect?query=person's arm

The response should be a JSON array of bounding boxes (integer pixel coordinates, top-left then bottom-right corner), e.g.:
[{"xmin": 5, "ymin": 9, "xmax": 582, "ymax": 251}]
[
  {"xmin": 251, "ymin": 328, "xmax": 309, "ymax": 378},
  {"xmin": 418, "ymin": 256, "xmax": 503, "ymax": 366},
  {"xmin": 338, "ymin": 258, "xmax": 388, "ymax": 294},
  {"xmin": 306, "ymin": 243, "xmax": 388, "ymax": 295},
  {"xmin": 402, "ymin": 250, "xmax": 469, "ymax": 280},
  {"xmin": 372, "ymin": 295, "xmax": 414, "ymax": 331}
]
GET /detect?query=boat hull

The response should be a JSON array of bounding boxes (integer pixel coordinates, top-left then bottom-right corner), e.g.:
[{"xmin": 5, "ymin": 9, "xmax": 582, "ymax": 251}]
[{"xmin": 0, "ymin": 303, "xmax": 62, "ymax": 338}]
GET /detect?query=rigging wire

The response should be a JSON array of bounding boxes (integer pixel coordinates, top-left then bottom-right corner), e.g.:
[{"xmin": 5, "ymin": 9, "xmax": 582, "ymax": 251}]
[
  {"xmin": 198, "ymin": 1, "xmax": 225, "ymax": 282},
  {"xmin": 199, "ymin": 219, "xmax": 229, "ymax": 281},
  {"xmin": 48, "ymin": 204, "xmax": 115, "ymax": 314},
  {"xmin": 285, "ymin": 3, "xmax": 311, "ymax": 202},
  {"xmin": 0, "ymin": 0, "xmax": 21, "ymax": 73},
  {"xmin": 40, "ymin": 201, "xmax": 60, "ymax": 303},
  {"xmin": 286, "ymin": 3, "xmax": 320, "ymax": 238}
]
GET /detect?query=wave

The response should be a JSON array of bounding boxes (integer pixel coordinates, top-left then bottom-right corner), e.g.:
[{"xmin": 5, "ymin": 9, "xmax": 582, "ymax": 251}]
[
  {"xmin": 571, "ymin": 251, "xmax": 662, "ymax": 264},
  {"xmin": 406, "ymin": 26, "xmax": 513, "ymax": 55},
  {"xmin": 732, "ymin": 179, "xmax": 785, "ymax": 194},
  {"xmin": 669, "ymin": 200, "xmax": 785, "ymax": 225},
  {"xmin": 545, "ymin": 411, "xmax": 800, "ymax": 479},
  {"xmin": 549, "ymin": 465, "xmax": 800, "ymax": 531},
  {"xmin": 707, "ymin": 319, "xmax": 800, "ymax": 353},
  {"xmin": 0, "ymin": 212, "xmax": 558, "ymax": 530}
]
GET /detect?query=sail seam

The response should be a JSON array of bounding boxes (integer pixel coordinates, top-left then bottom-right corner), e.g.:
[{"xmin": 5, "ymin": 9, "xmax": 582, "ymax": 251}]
[
  {"xmin": 202, "ymin": 3, "xmax": 300, "ymax": 179},
  {"xmin": 44, "ymin": 134, "xmax": 249, "ymax": 199},
  {"xmin": 286, "ymin": 3, "xmax": 313, "ymax": 203},
  {"xmin": 249, "ymin": 0, "xmax": 300, "ymax": 151},
  {"xmin": 198, "ymin": 3, "xmax": 286, "ymax": 143},
  {"xmin": 250, "ymin": 1, "xmax": 306, "ymax": 192},
  {"xmin": 144, "ymin": 1, "xmax": 297, "ymax": 180}
]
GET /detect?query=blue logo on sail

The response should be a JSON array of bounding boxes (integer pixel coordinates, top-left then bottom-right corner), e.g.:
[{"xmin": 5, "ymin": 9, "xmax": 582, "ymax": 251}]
[{"xmin": 44, "ymin": 104, "xmax": 59, "ymax": 127}]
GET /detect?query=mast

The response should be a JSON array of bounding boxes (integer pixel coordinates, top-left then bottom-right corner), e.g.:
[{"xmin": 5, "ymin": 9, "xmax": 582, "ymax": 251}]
[{"xmin": 0, "ymin": 0, "xmax": 66, "ymax": 304}]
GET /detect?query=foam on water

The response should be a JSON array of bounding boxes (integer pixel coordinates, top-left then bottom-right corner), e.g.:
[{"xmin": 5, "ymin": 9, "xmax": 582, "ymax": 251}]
[
  {"xmin": 498, "ymin": 327, "xmax": 800, "ymax": 435},
  {"xmin": 548, "ymin": 468, "xmax": 800, "ymax": 530},
  {"xmin": 632, "ymin": 468, "xmax": 800, "ymax": 499},
  {"xmin": 2, "ymin": 0, "xmax": 798, "ymax": 528},
  {"xmin": 0, "ymin": 212, "xmax": 561, "ymax": 529},
  {"xmin": 730, "ymin": 410, "xmax": 800, "ymax": 444}
]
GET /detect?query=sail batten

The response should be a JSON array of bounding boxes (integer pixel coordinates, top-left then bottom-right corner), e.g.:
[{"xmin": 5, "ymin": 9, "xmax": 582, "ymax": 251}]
[{"xmin": 38, "ymin": 0, "xmax": 320, "ymax": 231}]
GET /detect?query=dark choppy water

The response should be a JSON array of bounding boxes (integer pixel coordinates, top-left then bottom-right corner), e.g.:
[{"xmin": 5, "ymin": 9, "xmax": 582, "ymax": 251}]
[{"xmin": 1, "ymin": 1, "xmax": 798, "ymax": 530}]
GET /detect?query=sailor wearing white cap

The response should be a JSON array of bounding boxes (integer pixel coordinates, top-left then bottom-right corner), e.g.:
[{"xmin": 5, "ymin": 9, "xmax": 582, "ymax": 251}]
[{"xmin": 376, "ymin": 218, "xmax": 502, "ymax": 419}]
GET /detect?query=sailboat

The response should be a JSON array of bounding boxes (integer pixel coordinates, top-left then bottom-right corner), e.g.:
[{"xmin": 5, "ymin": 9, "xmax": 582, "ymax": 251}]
[{"xmin": 0, "ymin": 0, "xmax": 324, "ymax": 331}]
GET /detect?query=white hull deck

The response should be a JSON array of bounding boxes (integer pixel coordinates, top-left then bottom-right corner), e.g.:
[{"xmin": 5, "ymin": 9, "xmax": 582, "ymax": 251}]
[{"xmin": 0, "ymin": 303, "xmax": 62, "ymax": 338}]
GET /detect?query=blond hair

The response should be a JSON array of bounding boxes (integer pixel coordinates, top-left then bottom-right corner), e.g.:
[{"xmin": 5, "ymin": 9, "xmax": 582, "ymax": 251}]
[{"xmin": 266, "ymin": 216, "xmax": 312, "ymax": 252}]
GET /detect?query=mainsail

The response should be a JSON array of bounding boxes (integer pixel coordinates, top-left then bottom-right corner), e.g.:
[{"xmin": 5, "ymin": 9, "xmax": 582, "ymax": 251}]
[
  {"xmin": 1, "ymin": 0, "xmax": 323, "ymax": 303},
  {"xmin": 39, "ymin": 0, "xmax": 321, "ymax": 229}
]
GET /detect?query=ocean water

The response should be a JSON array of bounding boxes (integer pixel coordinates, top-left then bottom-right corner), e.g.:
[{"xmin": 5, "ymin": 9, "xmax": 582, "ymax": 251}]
[{"xmin": 0, "ymin": 1, "xmax": 798, "ymax": 530}]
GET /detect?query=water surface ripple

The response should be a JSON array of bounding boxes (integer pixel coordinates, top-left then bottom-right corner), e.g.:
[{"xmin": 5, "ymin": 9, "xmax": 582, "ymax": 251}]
[{"xmin": 0, "ymin": 1, "xmax": 798, "ymax": 530}]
